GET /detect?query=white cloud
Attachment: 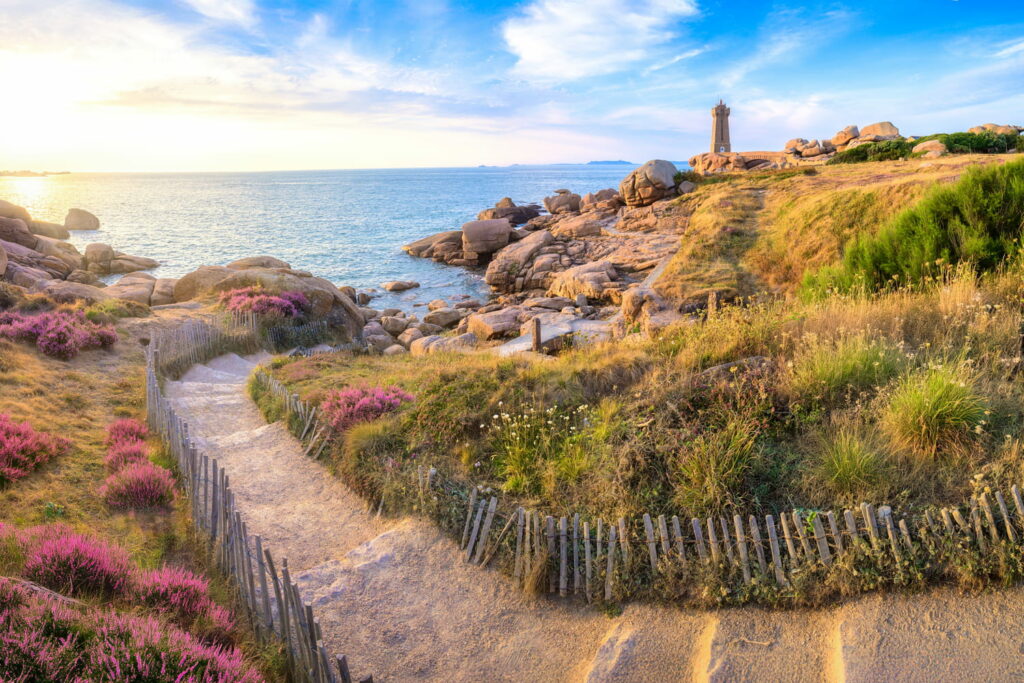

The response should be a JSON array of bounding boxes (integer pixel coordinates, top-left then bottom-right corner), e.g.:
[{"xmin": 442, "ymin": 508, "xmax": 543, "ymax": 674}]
[
  {"xmin": 642, "ymin": 48, "xmax": 705, "ymax": 75},
  {"xmin": 720, "ymin": 9, "xmax": 855, "ymax": 88},
  {"xmin": 502, "ymin": 0, "xmax": 699, "ymax": 82},
  {"xmin": 994, "ymin": 37, "xmax": 1024, "ymax": 59},
  {"xmin": 180, "ymin": 0, "xmax": 257, "ymax": 28}
]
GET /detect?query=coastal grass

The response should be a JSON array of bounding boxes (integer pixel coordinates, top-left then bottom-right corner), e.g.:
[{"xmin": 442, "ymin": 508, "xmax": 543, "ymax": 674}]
[
  {"xmin": 261, "ymin": 264, "xmax": 1024, "ymax": 525},
  {"xmin": 652, "ymin": 153, "xmax": 1005, "ymax": 303}
]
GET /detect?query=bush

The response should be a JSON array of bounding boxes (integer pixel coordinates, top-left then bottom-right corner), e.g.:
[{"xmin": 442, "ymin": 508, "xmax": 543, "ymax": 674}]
[
  {"xmin": 321, "ymin": 385, "xmax": 413, "ymax": 434},
  {"xmin": 789, "ymin": 334, "xmax": 907, "ymax": 406},
  {"xmin": 881, "ymin": 365, "xmax": 986, "ymax": 459},
  {"xmin": 804, "ymin": 159, "xmax": 1024, "ymax": 294},
  {"xmin": 672, "ymin": 417, "xmax": 758, "ymax": 514},
  {"xmin": 810, "ymin": 429, "xmax": 890, "ymax": 501},
  {"xmin": 827, "ymin": 140, "xmax": 914, "ymax": 165},
  {"xmin": 105, "ymin": 418, "xmax": 149, "ymax": 446},
  {"xmin": 105, "ymin": 440, "xmax": 149, "ymax": 472},
  {"xmin": 940, "ymin": 131, "xmax": 1018, "ymax": 154},
  {"xmin": 0, "ymin": 578, "xmax": 261, "ymax": 682},
  {"xmin": 0, "ymin": 309, "xmax": 116, "ymax": 359},
  {"xmin": 0, "ymin": 414, "xmax": 71, "ymax": 486},
  {"xmin": 100, "ymin": 461, "xmax": 175, "ymax": 509},
  {"xmin": 23, "ymin": 531, "xmax": 133, "ymax": 597},
  {"xmin": 219, "ymin": 286, "xmax": 310, "ymax": 318},
  {"xmin": 133, "ymin": 566, "xmax": 234, "ymax": 639}
]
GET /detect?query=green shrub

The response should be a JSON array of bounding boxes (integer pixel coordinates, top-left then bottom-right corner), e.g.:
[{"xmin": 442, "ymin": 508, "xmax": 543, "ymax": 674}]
[
  {"xmin": 940, "ymin": 131, "xmax": 1018, "ymax": 154},
  {"xmin": 672, "ymin": 417, "xmax": 758, "ymax": 514},
  {"xmin": 804, "ymin": 159, "xmax": 1024, "ymax": 294},
  {"xmin": 84, "ymin": 298, "xmax": 149, "ymax": 323},
  {"xmin": 827, "ymin": 140, "xmax": 914, "ymax": 165},
  {"xmin": 811, "ymin": 429, "xmax": 890, "ymax": 501},
  {"xmin": 674, "ymin": 170, "xmax": 704, "ymax": 185},
  {"xmin": 790, "ymin": 334, "xmax": 907, "ymax": 405},
  {"xmin": 881, "ymin": 365, "xmax": 986, "ymax": 459}
]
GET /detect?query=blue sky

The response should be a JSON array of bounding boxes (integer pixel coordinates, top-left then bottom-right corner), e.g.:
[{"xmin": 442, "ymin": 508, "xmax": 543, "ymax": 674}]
[{"xmin": 2, "ymin": 0, "xmax": 1022, "ymax": 170}]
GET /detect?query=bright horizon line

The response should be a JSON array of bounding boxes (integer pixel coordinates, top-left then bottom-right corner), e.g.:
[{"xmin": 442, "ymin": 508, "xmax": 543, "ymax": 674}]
[{"xmin": 6, "ymin": 161, "xmax": 659, "ymax": 175}]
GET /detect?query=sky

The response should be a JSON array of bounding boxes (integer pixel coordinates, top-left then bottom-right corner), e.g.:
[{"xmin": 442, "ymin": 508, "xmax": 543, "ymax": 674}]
[{"xmin": 1, "ymin": 0, "xmax": 1022, "ymax": 171}]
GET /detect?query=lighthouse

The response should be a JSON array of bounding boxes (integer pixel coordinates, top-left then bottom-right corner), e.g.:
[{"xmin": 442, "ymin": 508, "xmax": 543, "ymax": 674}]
[{"xmin": 710, "ymin": 100, "xmax": 731, "ymax": 154}]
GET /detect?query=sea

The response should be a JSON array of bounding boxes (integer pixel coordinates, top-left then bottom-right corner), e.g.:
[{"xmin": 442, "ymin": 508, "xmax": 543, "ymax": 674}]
[{"xmin": 0, "ymin": 165, "xmax": 638, "ymax": 310}]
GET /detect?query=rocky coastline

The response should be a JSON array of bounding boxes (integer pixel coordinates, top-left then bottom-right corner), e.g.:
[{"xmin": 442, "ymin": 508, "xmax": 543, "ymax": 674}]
[{"xmin": 5, "ymin": 119, "xmax": 1019, "ymax": 360}]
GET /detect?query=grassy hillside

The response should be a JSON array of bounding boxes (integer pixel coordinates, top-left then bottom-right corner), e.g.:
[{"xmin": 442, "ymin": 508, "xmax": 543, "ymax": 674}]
[
  {"xmin": 0, "ymin": 293, "xmax": 282, "ymax": 680},
  {"xmin": 262, "ymin": 263, "xmax": 1024, "ymax": 520},
  {"xmin": 653, "ymin": 154, "xmax": 1012, "ymax": 303}
]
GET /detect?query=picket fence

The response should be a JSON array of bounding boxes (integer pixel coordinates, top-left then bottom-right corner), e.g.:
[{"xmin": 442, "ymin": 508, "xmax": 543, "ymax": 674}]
[
  {"xmin": 146, "ymin": 317, "xmax": 372, "ymax": 683},
  {"xmin": 252, "ymin": 362, "xmax": 1024, "ymax": 602}
]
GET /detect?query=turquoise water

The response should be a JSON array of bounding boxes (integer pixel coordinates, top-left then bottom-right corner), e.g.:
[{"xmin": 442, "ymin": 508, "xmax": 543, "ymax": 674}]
[{"xmin": 0, "ymin": 165, "xmax": 636, "ymax": 309}]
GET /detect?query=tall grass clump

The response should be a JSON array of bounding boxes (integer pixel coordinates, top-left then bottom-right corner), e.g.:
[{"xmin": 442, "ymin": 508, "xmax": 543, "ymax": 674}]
[
  {"xmin": 489, "ymin": 404, "xmax": 599, "ymax": 496},
  {"xmin": 789, "ymin": 334, "xmax": 907, "ymax": 406},
  {"xmin": 809, "ymin": 428, "xmax": 891, "ymax": 502},
  {"xmin": 671, "ymin": 417, "xmax": 758, "ymax": 514},
  {"xmin": 881, "ymin": 364, "xmax": 987, "ymax": 459},
  {"xmin": 0, "ymin": 414, "xmax": 71, "ymax": 486},
  {"xmin": 805, "ymin": 159, "xmax": 1024, "ymax": 294}
]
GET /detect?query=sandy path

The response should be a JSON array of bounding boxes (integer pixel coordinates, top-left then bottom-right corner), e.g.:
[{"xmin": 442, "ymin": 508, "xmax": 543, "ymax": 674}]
[{"xmin": 167, "ymin": 354, "xmax": 1024, "ymax": 682}]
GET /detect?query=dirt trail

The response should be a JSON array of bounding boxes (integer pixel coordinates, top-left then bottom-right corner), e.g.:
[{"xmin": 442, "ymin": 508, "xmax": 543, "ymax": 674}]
[{"xmin": 167, "ymin": 354, "xmax": 1024, "ymax": 682}]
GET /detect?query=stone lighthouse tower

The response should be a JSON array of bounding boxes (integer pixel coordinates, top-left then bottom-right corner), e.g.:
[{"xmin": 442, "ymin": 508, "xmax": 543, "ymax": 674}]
[{"xmin": 710, "ymin": 100, "xmax": 731, "ymax": 153}]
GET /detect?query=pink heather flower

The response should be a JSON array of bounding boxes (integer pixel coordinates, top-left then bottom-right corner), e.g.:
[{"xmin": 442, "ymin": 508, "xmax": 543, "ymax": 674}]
[
  {"xmin": 135, "ymin": 566, "xmax": 212, "ymax": 620},
  {"xmin": 0, "ymin": 309, "xmax": 116, "ymax": 359},
  {"xmin": 100, "ymin": 461, "xmax": 175, "ymax": 510},
  {"xmin": 0, "ymin": 582, "xmax": 263, "ymax": 682},
  {"xmin": 105, "ymin": 440, "xmax": 149, "ymax": 472},
  {"xmin": 0, "ymin": 413, "xmax": 71, "ymax": 485},
  {"xmin": 105, "ymin": 418, "xmax": 149, "ymax": 446},
  {"xmin": 218, "ymin": 286, "xmax": 308, "ymax": 318},
  {"xmin": 23, "ymin": 529, "xmax": 133, "ymax": 597},
  {"xmin": 321, "ymin": 385, "xmax": 414, "ymax": 433}
]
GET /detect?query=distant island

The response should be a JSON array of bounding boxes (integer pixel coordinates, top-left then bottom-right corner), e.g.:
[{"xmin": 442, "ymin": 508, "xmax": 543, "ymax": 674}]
[
  {"xmin": 586, "ymin": 160, "xmax": 634, "ymax": 165},
  {"xmin": 0, "ymin": 170, "xmax": 70, "ymax": 177}
]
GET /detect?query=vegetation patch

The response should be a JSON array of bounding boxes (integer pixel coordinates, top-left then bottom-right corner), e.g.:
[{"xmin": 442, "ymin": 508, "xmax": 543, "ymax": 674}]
[{"xmin": 805, "ymin": 159, "xmax": 1024, "ymax": 294}]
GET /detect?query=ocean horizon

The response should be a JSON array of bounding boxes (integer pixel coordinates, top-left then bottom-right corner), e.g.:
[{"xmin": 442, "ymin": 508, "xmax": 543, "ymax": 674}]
[{"xmin": 0, "ymin": 163, "xmax": 642, "ymax": 309}]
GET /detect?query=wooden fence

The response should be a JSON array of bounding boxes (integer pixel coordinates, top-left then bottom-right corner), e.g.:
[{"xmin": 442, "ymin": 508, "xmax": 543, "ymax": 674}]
[
  {"xmin": 251, "ymin": 365, "xmax": 1024, "ymax": 603},
  {"xmin": 146, "ymin": 318, "xmax": 373, "ymax": 683}
]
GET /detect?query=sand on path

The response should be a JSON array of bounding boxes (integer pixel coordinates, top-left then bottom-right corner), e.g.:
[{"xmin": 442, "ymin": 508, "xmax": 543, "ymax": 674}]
[{"xmin": 166, "ymin": 354, "xmax": 1024, "ymax": 682}]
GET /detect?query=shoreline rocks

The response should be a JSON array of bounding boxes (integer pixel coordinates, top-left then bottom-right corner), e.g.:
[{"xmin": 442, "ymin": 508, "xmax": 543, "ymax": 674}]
[{"xmin": 65, "ymin": 208, "xmax": 100, "ymax": 231}]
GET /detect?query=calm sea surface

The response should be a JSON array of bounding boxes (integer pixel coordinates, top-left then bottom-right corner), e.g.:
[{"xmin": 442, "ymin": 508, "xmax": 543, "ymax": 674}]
[{"xmin": 0, "ymin": 165, "xmax": 637, "ymax": 309}]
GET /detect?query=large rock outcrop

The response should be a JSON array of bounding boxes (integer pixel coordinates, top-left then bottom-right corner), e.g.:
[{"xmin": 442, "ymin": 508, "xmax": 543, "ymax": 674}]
[
  {"xmin": 619, "ymin": 160, "xmax": 678, "ymax": 207},
  {"xmin": 484, "ymin": 229, "xmax": 554, "ymax": 292},
  {"xmin": 0, "ymin": 217, "xmax": 38, "ymax": 249},
  {"xmin": 477, "ymin": 198, "xmax": 540, "ymax": 225},
  {"xmin": 173, "ymin": 262, "xmax": 364, "ymax": 341},
  {"xmin": 83, "ymin": 242, "xmax": 157, "ymax": 275},
  {"xmin": 859, "ymin": 122, "xmax": 900, "ymax": 140},
  {"xmin": 65, "ymin": 208, "xmax": 100, "ymax": 231},
  {"xmin": 227, "ymin": 255, "xmax": 291, "ymax": 270},
  {"xmin": 547, "ymin": 260, "xmax": 620, "ymax": 302},
  {"xmin": 461, "ymin": 218, "xmax": 512, "ymax": 261},
  {"xmin": 543, "ymin": 190, "xmax": 582, "ymax": 215},
  {"xmin": 0, "ymin": 200, "xmax": 31, "ymax": 225}
]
